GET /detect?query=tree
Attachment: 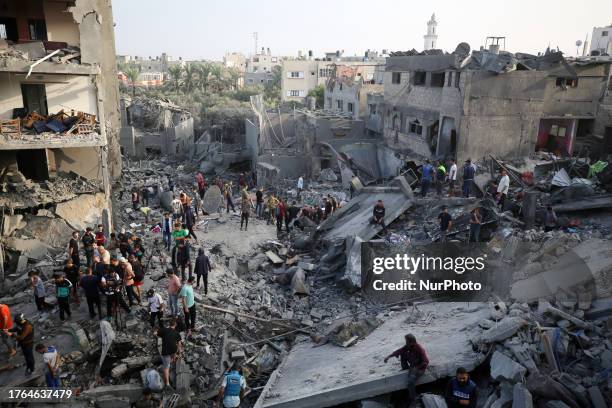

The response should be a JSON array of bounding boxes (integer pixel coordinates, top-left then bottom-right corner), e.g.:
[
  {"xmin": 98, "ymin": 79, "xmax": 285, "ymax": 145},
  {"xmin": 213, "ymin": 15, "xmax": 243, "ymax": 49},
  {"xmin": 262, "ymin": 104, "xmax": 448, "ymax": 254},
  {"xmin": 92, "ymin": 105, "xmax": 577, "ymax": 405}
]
[
  {"xmin": 307, "ymin": 84, "xmax": 325, "ymax": 109},
  {"xmin": 226, "ymin": 67, "xmax": 242, "ymax": 91},
  {"xmin": 194, "ymin": 62, "xmax": 211, "ymax": 93},
  {"xmin": 124, "ymin": 66, "xmax": 140, "ymax": 97},
  {"xmin": 183, "ymin": 63, "xmax": 196, "ymax": 94},
  {"xmin": 264, "ymin": 65, "xmax": 282, "ymax": 105},
  {"xmin": 209, "ymin": 64, "xmax": 225, "ymax": 93},
  {"xmin": 167, "ymin": 65, "xmax": 184, "ymax": 96}
]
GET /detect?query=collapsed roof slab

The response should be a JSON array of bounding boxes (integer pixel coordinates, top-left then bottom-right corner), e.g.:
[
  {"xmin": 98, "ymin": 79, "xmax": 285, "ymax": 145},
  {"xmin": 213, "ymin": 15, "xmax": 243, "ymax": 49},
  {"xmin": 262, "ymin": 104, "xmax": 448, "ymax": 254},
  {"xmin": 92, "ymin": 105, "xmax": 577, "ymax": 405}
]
[{"xmin": 255, "ymin": 302, "xmax": 490, "ymax": 408}]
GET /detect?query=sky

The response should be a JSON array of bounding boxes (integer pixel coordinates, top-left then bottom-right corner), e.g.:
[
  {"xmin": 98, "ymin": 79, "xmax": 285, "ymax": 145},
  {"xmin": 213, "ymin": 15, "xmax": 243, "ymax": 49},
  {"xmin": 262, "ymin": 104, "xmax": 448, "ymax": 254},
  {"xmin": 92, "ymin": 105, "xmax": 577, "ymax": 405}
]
[{"xmin": 112, "ymin": 0, "xmax": 612, "ymax": 61}]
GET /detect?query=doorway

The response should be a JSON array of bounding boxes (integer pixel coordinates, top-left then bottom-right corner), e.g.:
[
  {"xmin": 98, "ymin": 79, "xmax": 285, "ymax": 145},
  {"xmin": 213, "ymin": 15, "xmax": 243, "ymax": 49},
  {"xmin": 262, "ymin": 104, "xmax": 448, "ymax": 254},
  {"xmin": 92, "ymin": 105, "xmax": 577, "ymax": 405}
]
[
  {"xmin": 16, "ymin": 149, "xmax": 49, "ymax": 181},
  {"xmin": 21, "ymin": 84, "xmax": 48, "ymax": 116}
]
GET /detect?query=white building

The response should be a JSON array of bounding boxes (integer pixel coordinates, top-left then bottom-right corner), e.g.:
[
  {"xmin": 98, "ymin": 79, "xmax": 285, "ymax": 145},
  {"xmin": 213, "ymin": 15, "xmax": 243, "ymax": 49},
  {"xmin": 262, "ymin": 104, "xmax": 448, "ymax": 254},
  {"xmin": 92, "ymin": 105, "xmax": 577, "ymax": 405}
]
[
  {"xmin": 590, "ymin": 23, "xmax": 612, "ymax": 56},
  {"xmin": 423, "ymin": 14, "xmax": 438, "ymax": 51}
]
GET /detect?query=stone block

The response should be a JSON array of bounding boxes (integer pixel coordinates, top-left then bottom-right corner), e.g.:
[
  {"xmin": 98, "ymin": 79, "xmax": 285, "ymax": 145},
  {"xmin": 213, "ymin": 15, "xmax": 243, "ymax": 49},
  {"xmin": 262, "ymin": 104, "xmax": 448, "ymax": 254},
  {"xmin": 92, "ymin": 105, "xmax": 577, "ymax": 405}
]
[
  {"xmin": 512, "ymin": 383, "xmax": 533, "ymax": 408},
  {"xmin": 490, "ymin": 351, "xmax": 526, "ymax": 383},
  {"xmin": 421, "ymin": 394, "xmax": 448, "ymax": 408}
]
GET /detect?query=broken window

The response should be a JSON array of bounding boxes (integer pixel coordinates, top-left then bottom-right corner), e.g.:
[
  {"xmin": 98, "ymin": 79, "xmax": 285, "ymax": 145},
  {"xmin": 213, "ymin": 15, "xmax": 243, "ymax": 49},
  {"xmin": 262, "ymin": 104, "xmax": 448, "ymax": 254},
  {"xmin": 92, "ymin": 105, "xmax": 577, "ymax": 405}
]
[
  {"xmin": 391, "ymin": 72, "xmax": 401, "ymax": 84},
  {"xmin": 430, "ymin": 72, "xmax": 445, "ymax": 87},
  {"xmin": 550, "ymin": 125, "xmax": 567, "ymax": 137},
  {"xmin": 21, "ymin": 84, "xmax": 48, "ymax": 116},
  {"xmin": 337, "ymin": 100, "xmax": 343, "ymax": 111},
  {"xmin": 369, "ymin": 104, "xmax": 376, "ymax": 115},
  {"xmin": 0, "ymin": 17, "xmax": 18, "ymax": 41},
  {"xmin": 16, "ymin": 149, "xmax": 49, "ymax": 181},
  {"xmin": 602, "ymin": 31, "xmax": 608, "ymax": 36},
  {"xmin": 311, "ymin": 72, "xmax": 315, "ymax": 76},
  {"xmin": 413, "ymin": 71, "xmax": 426, "ymax": 86},
  {"xmin": 556, "ymin": 77, "xmax": 578, "ymax": 88},
  {"xmin": 447, "ymin": 72, "xmax": 452, "ymax": 87},
  {"xmin": 28, "ymin": 20, "xmax": 47, "ymax": 41},
  {"xmin": 409, "ymin": 120, "xmax": 423, "ymax": 135},
  {"xmin": 455, "ymin": 72, "xmax": 461, "ymax": 87},
  {"xmin": 348, "ymin": 102, "xmax": 354, "ymax": 113}
]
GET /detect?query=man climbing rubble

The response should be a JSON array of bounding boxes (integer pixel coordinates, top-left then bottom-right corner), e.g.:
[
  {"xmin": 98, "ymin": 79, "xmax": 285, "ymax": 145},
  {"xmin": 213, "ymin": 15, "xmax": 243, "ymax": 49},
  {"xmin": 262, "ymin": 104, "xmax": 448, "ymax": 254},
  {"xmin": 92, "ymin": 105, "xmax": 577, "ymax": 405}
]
[
  {"xmin": 370, "ymin": 200, "xmax": 386, "ymax": 228},
  {"xmin": 7, "ymin": 314, "xmax": 35, "ymax": 375},
  {"xmin": 445, "ymin": 367, "xmax": 478, "ymax": 408},
  {"xmin": 438, "ymin": 206, "xmax": 453, "ymax": 242},
  {"xmin": 217, "ymin": 362, "xmax": 247, "ymax": 408},
  {"xmin": 157, "ymin": 318, "xmax": 182, "ymax": 390},
  {"xmin": 383, "ymin": 333, "xmax": 429, "ymax": 405},
  {"xmin": 36, "ymin": 343, "xmax": 61, "ymax": 388},
  {"xmin": 194, "ymin": 248, "xmax": 212, "ymax": 294}
]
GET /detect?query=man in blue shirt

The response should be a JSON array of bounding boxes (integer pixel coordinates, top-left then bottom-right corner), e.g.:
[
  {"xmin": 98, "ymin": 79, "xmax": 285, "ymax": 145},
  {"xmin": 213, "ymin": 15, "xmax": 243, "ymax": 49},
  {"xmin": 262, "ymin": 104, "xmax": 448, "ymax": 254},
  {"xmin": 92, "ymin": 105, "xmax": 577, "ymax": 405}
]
[
  {"xmin": 217, "ymin": 363, "xmax": 246, "ymax": 408},
  {"xmin": 462, "ymin": 159, "xmax": 475, "ymax": 198},
  {"xmin": 445, "ymin": 367, "xmax": 478, "ymax": 408},
  {"xmin": 421, "ymin": 160, "xmax": 433, "ymax": 198}
]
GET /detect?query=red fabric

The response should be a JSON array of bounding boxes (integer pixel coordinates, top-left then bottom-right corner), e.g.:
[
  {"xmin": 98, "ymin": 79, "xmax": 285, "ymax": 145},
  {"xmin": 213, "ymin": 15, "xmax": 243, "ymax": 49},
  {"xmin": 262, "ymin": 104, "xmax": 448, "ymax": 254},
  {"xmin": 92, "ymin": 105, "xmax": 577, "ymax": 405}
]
[{"xmin": 0, "ymin": 304, "xmax": 13, "ymax": 330}]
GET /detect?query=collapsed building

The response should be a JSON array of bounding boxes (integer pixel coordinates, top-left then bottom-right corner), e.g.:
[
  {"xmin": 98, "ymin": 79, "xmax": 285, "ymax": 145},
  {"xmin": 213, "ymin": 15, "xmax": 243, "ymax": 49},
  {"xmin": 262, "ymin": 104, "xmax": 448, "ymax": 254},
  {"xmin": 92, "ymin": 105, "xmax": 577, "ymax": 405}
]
[
  {"xmin": 0, "ymin": 0, "xmax": 121, "ymax": 289},
  {"xmin": 120, "ymin": 96, "xmax": 195, "ymax": 159},
  {"xmin": 374, "ymin": 44, "xmax": 612, "ymax": 163}
]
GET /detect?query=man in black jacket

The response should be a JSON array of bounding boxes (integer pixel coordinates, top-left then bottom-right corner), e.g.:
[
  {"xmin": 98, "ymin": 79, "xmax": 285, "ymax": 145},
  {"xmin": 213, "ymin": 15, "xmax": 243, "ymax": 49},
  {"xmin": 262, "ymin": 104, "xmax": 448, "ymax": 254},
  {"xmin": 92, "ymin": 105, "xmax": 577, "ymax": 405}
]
[
  {"xmin": 371, "ymin": 200, "xmax": 386, "ymax": 227},
  {"xmin": 194, "ymin": 248, "xmax": 212, "ymax": 294}
]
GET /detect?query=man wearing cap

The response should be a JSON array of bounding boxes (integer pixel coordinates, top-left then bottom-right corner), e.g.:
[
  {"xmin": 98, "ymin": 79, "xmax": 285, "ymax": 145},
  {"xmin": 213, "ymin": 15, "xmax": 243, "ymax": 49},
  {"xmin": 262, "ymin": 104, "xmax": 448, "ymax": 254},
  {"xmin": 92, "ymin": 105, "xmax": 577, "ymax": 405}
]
[
  {"xmin": 462, "ymin": 159, "xmax": 475, "ymax": 198},
  {"xmin": 8, "ymin": 314, "xmax": 35, "ymax": 375},
  {"xmin": 180, "ymin": 276, "xmax": 196, "ymax": 335}
]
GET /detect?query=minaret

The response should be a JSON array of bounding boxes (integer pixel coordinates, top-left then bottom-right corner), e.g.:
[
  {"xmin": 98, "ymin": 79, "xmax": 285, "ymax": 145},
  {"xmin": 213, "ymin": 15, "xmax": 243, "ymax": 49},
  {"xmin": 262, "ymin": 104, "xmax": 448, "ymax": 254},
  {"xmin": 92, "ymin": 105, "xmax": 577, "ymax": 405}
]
[{"xmin": 424, "ymin": 13, "xmax": 438, "ymax": 50}]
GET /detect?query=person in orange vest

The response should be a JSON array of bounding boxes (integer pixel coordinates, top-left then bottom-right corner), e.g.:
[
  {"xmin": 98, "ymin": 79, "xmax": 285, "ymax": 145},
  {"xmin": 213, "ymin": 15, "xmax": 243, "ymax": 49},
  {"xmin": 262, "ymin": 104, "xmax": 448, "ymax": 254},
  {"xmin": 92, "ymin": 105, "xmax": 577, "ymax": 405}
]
[{"xmin": 0, "ymin": 303, "xmax": 16, "ymax": 357}]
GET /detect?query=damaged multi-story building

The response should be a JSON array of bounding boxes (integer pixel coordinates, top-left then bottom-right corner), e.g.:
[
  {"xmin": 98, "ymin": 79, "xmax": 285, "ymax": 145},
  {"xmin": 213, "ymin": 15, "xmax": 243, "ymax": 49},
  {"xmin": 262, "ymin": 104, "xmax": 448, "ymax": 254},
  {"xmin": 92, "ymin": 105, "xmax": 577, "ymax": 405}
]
[
  {"xmin": 377, "ymin": 43, "xmax": 612, "ymax": 163},
  {"xmin": 0, "ymin": 0, "xmax": 121, "ymax": 286}
]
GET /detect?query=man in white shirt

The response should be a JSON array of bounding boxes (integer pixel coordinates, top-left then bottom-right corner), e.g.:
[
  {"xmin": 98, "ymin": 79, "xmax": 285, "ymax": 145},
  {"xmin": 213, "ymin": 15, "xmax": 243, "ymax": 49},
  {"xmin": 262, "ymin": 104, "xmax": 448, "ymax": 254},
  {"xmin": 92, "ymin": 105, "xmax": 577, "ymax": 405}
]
[
  {"xmin": 36, "ymin": 344, "xmax": 60, "ymax": 388},
  {"xmin": 496, "ymin": 170, "xmax": 510, "ymax": 209},
  {"xmin": 447, "ymin": 159, "xmax": 457, "ymax": 196},
  {"xmin": 171, "ymin": 195, "xmax": 183, "ymax": 221},
  {"xmin": 147, "ymin": 289, "xmax": 164, "ymax": 328},
  {"xmin": 297, "ymin": 176, "xmax": 304, "ymax": 201}
]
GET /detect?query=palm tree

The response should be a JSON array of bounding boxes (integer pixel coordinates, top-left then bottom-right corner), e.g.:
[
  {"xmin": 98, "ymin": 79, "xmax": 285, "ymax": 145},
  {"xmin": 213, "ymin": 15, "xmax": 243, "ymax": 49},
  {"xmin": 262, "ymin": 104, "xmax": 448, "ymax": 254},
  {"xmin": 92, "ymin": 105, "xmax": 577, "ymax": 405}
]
[
  {"xmin": 167, "ymin": 65, "xmax": 184, "ymax": 96},
  {"xmin": 209, "ymin": 64, "xmax": 225, "ymax": 93},
  {"xmin": 124, "ymin": 67, "xmax": 140, "ymax": 97},
  {"xmin": 183, "ymin": 63, "xmax": 196, "ymax": 94},
  {"xmin": 194, "ymin": 62, "xmax": 211, "ymax": 93},
  {"xmin": 227, "ymin": 67, "xmax": 242, "ymax": 91}
]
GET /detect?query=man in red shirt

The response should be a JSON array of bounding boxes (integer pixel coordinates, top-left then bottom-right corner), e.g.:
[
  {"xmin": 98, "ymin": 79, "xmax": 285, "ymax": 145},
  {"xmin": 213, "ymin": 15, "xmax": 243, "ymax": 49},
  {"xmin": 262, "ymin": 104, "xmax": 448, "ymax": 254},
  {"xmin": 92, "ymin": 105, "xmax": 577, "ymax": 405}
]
[
  {"xmin": 0, "ymin": 303, "xmax": 16, "ymax": 357},
  {"xmin": 384, "ymin": 333, "xmax": 429, "ymax": 405},
  {"xmin": 95, "ymin": 224, "xmax": 106, "ymax": 247}
]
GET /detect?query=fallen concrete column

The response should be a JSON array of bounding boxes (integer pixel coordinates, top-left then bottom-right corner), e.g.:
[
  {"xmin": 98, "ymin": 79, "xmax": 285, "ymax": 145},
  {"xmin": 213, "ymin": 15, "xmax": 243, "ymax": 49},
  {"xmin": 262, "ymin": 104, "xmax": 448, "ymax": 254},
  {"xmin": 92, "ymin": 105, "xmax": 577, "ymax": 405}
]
[
  {"xmin": 538, "ymin": 301, "xmax": 592, "ymax": 330},
  {"xmin": 490, "ymin": 351, "xmax": 526, "ymax": 383}
]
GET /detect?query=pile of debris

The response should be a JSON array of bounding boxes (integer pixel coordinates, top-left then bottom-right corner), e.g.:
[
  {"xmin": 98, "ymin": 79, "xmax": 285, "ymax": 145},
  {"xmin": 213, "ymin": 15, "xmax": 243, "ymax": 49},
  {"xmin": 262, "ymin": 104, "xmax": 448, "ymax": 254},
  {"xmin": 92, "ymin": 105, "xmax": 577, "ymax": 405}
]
[
  {"xmin": 127, "ymin": 96, "xmax": 191, "ymax": 131},
  {"xmin": 0, "ymin": 109, "xmax": 99, "ymax": 142}
]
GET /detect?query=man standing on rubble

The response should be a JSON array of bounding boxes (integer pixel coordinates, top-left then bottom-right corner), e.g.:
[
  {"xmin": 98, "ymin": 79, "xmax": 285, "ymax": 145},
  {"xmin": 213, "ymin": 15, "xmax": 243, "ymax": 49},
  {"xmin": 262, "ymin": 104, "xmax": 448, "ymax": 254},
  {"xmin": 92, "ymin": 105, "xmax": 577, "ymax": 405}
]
[
  {"xmin": 161, "ymin": 212, "xmax": 173, "ymax": 251},
  {"xmin": 445, "ymin": 367, "xmax": 478, "ymax": 408},
  {"xmin": 462, "ymin": 159, "xmax": 475, "ymax": 198},
  {"xmin": 81, "ymin": 227, "xmax": 95, "ymax": 267},
  {"xmin": 171, "ymin": 194, "xmax": 183, "ymax": 221},
  {"xmin": 36, "ymin": 343, "xmax": 61, "ymax": 388},
  {"xmin": 276, "ymin": 198, "xmax": 286, "ymax": 235},
  {"xmin": 8, "ymin": 314, "xmax": 35, "ymax": 375},
  {"xmin": 421, "ymin": 160, "xmax": 434, "ymax": 197},
  {"xmin": 29, "ymin": 270, "xmax": 52, "ymax": 312},
  {"xmin": 371, "ymin": 200, "xmax": 386, "ymax": 228},
  {"xmin": 157, "ymin": 318, "xmax": 182, "ymax": 390},
  {"xmin": 255, "ymin": 187, "xmax": 264, "ymax": 219},
  {"xmin": 496, "ymin": 169, "xmax": 510, "ymax": 210},
  {"xmin": 544, "ymin": 205, "xmax": 558, "ymax": 232},
  {"xmin": 240, "ymin": 186, "xmax": 252, "ymax": 231},
  {"xmin": 62, "ymin": 259, "xmax": 81, "ymax": 306},
  {"xmin": 438, "ymin": 206, "xmax": 453, "ymax": 242},
  {"xmin": 469, "ymin": 207, "xmax": 482, "ymax": 243},
  {"xmin": 68, "ymin": 231, "xmax": 80, "ymax": 268},
  {"xmin": 131, "ymin": 188, "xmax": 140, "ymax": 210},
  {"xmin": 217, "ymin": 363, "xmax": 247, "ymax": 408},
  {"xmin": 180, "ymin": 276, "xmax": 196, "ymax": 336},
  {"xmin": 101, "ymin": 267, "xmax": 131, "ymax": 320},
  {"xmin": 54, "ymin": 273, "xmax": 73, "ymax": 321},
  {"xmin": 95, "ymin": 224, "xmax": 106, "ymax": 247},
  {"xmin": 80, "ymin": 267, "xmax": 102, "ymax": 319},
  {"xmin": 166, "ymin": 268, "xmax": 182, "ymax": 316},
  {"xmin": 196, "ymin": 172, "xmax": 206, "ymax": 199},
  {"xmin": 448, "ymin": 159, "xmax": 457, "ymax": 197},
  {"xmin": 297, "ymin": 175, "xmax": 304, "ymax": 201},
  {"xmin": 435, "ymin": 161, "xmax": 447, "ymax": 196},
  {"xmin": 194, "ymin": 248, "xmax": 212, "ymax": 294},
  {"xmin": 224, "ymin": 183, "xmax": 236, "ymax": 213},
  {"xmin": 384, "ymin": 333, "xmax": 429, "ymax": 405}
]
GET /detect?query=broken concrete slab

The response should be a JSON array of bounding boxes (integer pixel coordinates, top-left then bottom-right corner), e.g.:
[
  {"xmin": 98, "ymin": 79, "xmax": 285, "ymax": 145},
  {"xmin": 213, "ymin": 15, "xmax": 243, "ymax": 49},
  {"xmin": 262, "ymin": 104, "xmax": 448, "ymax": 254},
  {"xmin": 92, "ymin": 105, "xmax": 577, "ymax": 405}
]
[
  {"xmin": 512, "ymin": 383, "xmax": 533, "ymax": 408},
  {"xmin": 477, "ymin": 317, "xmax": 527, "ymax": 344},
  {"xmin": 421, "ymin": 394, "xmax": 447, "ymax": 408},
  {"xmin": 254, "ymin": 303, "xmax": 489, "ymax": 408},
  {"xmin": 291, "ymin": 268, "xmax": 310, "ymax": 296},
  {"xmin": 19, "ymin": 216, "xmax": 73, "ymax": 248},
  {"xmin": 490, "ymin": 351, "xmax": 526, "ymax": 383},
  {"xmin": 55, "ymin": 193, "xmax": 107, "ymax": 231},
  {"xmin": 2, "ymin": 214, "xmax": 26, "ymax": 236},
  {"xmin": 4, "ymin": 237, "xmax": 53, "ymax": 260},
  {"xmin": 511, "ymin": 239, "xmax": 612, "ymax": 301},
  {"xmin": 266, "ymin": 251, "xmax": 284, "ymax": 265},
  {"xmin": 81, "ymin": 384, "xmax": 143, "ymax": 403}
]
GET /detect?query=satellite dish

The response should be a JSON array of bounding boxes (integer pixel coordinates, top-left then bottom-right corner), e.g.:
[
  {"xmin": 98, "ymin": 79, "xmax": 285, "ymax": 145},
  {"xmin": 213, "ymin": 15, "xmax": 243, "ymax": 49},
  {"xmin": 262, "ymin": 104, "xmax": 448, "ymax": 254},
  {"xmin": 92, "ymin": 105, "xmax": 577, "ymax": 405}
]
[{"xmin": 576, "ymin": 40, "xmax": 583, "ymax": 47}]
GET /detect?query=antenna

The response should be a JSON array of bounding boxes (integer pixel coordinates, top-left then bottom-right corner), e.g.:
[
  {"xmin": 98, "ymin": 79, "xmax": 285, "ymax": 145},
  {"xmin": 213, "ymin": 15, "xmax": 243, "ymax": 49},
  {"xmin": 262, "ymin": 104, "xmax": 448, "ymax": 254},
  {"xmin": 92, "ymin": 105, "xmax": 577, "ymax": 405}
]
[{"xmin": 253, "ymin": 32, "xmax": 258, "ymax": 55}]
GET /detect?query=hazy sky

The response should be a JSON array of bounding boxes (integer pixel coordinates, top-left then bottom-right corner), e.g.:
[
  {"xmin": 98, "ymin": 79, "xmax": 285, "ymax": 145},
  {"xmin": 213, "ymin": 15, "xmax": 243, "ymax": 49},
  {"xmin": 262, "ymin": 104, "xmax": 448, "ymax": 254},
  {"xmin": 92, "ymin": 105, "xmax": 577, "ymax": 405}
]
[{"xmin": 112, "ymin": 0, "xmax": 612, "ymax": 60}]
